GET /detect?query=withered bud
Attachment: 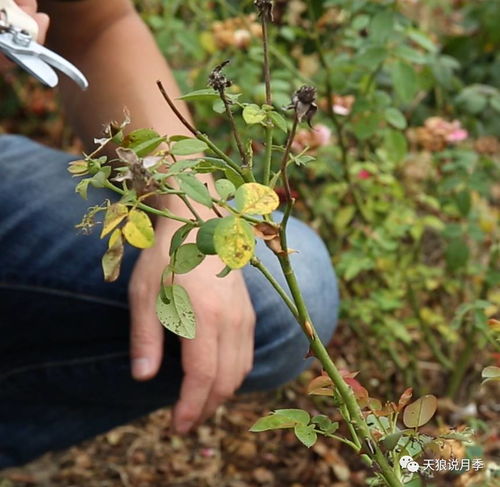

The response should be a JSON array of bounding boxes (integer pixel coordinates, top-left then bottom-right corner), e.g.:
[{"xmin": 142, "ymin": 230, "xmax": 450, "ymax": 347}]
[
  {"xmin": 254, "ymin": 0, "xmax": 274, "ymax": 21},
  {"xmin": 289, "ymin": 85, "xmax": 318, "ymax": 127},
  {"xmin": 208, "ymin": 60, "xmax": 233, "ymax": 92}
]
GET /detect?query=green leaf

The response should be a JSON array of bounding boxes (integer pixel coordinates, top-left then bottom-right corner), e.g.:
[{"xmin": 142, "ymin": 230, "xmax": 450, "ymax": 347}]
[
  {"xmin": 124, "ymin": 128, "xmax": 166, "ymax": 157},
  {"xmin": 171, "ymin": 243, "xmax": 205, "ymax": 274},
  {"xmin": 171, "ymin": 138, "xmax": 208, "ymax": 156},
  {"xmin": 249, "ymin": 414, "xmax": 296, "ymax": 432},
  {"xmin": 243, "ymin": 104, "xmax": 267, "ymax": 124},
  {"xmin": 169, "ymin": 223, "xmax": 194, "ymax": 256},
  {"xmin": 177, "ymin": 88, "xmax": 220, "ymax": 102},
  {"xmin": 75, "ymin": 179, "xmax": 91, "ymax": 200},
  {"xmin": 384, "ymin": 129, "xmax": 408, "ymax": 163},
  {"xmin": 196, "ymin": 218, "xmax": 220, "ymax": 255},
  {"xmin": 407, "ymin": 29, "xmax": 437, "ymax": 53},
  {"xmin": 122, "ymin": 209, "xmax": 155, "ymax": 248},
  {"xmin": 455, "ymin": 190, "xmax": 471, "ymax": 217},
  {"xmin": 403, "ymin": 395, "xmax": 437, "ymax": 428},
  {"xmin": 381, "ymin": 431, "xmax": 403, "ymax": 450},
  {"xmin": 312, "ymin": 415, "xmax": 339, "ymax": 434},
  {"xmin": 384, "ymin": 108, "xmax": 407, "ymax": 130},
  {"xmin": 101, "ymin": 203, "xmax": 128, "ymax": 238},
  {"xmin": 268, "ymin": 111, "xmax": 288, "ymax": 133},
  {"xmin": 215, "ymin": 179, "xmax": 236, "ymax": 200},
  {"xmin": 391, "ymin": 61, "xmax": 417, "ymax": 104},
  {"xmin": 213, "ymin": 216, "xmax": 255, "ymax": 269},
  {"xmin": 101, "ymin": 229, "xmax": 124, "ymax": 282},
  {"xmin": 156, "ymin": 284, "xmax": 196, "ymax": 339},
  {"xmin": 445, "ymin": 240, "xmax": 469, "ymax": 270},
  {"xmin": 352, "ymin": 112, "xmax": 381, "ymax": 140},
  {"xmin": 482, "ymin": 366, "xmax": 500, "ymax": 385},
  {"xmin": 294, "ymin": 424, "xmax": 317, "ymax": 448},
  {"xmin": 235, "ymin": 182, "xmax": 280, "ymax": 215},
  {"xmin": 177, "ymin": 173, "xmax": 213, "ymax": 208},
  {"xmin": 274, "ymin": 409, "xmax": 310, "ymax": 425}
]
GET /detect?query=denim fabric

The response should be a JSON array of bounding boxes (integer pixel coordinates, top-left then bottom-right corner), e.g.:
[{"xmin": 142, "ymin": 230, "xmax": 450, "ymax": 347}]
[{"xmin": 0, "ymin": 135, "xmax": 339, "ymax": 468}]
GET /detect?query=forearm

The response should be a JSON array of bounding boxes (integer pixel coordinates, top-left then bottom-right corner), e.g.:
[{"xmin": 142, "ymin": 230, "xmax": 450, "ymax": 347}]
[
  {"xmin": 42, "ymin": 0, "xmax": 192, "ymax": 148},
  {"xmin": 42, "ymin": 0, "xmax": 213, "ymax": 220}
]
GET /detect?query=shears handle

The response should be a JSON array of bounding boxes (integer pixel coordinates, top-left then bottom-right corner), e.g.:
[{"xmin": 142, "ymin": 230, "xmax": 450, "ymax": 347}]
[{"xmin": 0, "ymin": 0, "xmax": 39, "ymax": 38}]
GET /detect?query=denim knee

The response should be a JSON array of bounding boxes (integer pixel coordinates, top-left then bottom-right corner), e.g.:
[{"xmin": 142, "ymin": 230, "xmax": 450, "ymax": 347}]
[{"xmin": 241, "ymin": 215, "xmax": 339, "ymax": 392}]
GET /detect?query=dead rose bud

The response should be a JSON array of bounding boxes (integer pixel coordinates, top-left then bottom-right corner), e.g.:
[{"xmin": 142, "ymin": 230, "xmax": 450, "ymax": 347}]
[
  {"xmin": 208, "ymin": 60, "xmax": 232, "ymax": 92},
  {"xmin": 254, "ymin": 0, "xmax": 274, "ymax": 21},
  {"xmin": 113, "ymin": 147, "xmax": 160, "ymax": 195},
  {"xmin": 288, "ymin": 85, "xmax": 318, "ymax": 127}
]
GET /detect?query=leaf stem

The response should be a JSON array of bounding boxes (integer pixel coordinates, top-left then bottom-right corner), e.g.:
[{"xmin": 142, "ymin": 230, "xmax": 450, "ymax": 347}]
[{"xmin": 104, "ymin": 181, "xmax": 193, "ymax": 225}]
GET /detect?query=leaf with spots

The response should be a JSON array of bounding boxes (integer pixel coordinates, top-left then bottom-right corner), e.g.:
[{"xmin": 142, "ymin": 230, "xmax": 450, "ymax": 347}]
[
  {"xmin": 156, "ymin": 284, "xmax": 196, "ymax": 339},
  {"xmin": 101, "ymin": 203, "xmax": 128, "ymax": 238},
  {"xmin": 101, "ymin": 229, "xmax": 124, "ymax": 282},
  {"xmin": 235, "ymin": 183, "xmax": 279, "ymax": 215},
  {"xmin": 213, "ymin": 216, "xmax": 255, "ymax": 269},
  {"xmin": 403, "ymin": 395, "xmax": 437, "ymax": 428},
  {"xmin": 122, "ymin": 209, "xmax": 155, "ymax": 249}
]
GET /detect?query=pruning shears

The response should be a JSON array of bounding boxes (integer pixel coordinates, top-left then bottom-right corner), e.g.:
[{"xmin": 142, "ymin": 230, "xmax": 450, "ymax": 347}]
[{"xmin": 0, "ymin": 0, "xmax": 88, "ymax": 89}]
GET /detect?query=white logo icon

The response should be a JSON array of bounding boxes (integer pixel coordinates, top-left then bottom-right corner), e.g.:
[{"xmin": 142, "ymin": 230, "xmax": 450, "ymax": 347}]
[{"xmin": 400, "ymin": 455, "xmax": 420, "ymax": 473}]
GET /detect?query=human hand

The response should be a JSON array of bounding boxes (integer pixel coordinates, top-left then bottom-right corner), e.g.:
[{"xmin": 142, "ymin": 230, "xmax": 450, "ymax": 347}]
[
  {"xmin": 128, "ymin": 221, "xmax": 256, "ymax": 433},
  {"xmin": 0, "ymin": 0, "xmax": 49, "ymax": 72}
]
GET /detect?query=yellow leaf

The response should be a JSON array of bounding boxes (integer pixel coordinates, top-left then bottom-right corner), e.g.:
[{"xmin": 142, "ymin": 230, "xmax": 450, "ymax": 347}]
[
  {"xmin": 122, "ymin": 209, "xmax": 155, "ymax": 249},
  {"xmin": 102, "ymin": 230, "xmax": 124, "ymax": 282},
  {"xmin": 214, "ymin": 216, "xmax": 255, "ymax": 269},
  {"xmin": 235, "ymin": 183, "xmax": 279, "ymax": 215},
  {"xmin": 101, "ymin": 203, "xmax": 128, "ymax": 238}
]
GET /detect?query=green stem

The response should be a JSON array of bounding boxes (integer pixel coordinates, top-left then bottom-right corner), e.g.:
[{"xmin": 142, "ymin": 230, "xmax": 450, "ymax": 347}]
[
  {"xmin": 263, "ymin": 121, "xmax": 274, "ymax": 186},
  {"xmin": 313, "ymin": 429, "xmax": 360, "ymax": 451},
  {"xmin": 104, "ymin": 181, "xmax": 193, "ymax": 224},
  {"xmin": 407, "ymin": 283, "xmax": 453, "ymax": 371},
  {"xmin": 274, "ymin": 249, "xmax": 403, "ymax": 487},
  {"xmin": 447, "ymin": 326, "xmax": 476, "ymax": 399},
  {"xmin": 250, "ymin": 257, "xmax": 298, "ymax": 319},
  {"xmin": 219, "ymin": 88, "xmax": 248, "ymax": 167}
]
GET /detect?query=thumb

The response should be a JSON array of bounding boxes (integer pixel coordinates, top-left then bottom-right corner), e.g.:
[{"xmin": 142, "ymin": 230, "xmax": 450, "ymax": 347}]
[{"xmin": 129, "ymin": 281, "xmax": 164, "ymax": 381}]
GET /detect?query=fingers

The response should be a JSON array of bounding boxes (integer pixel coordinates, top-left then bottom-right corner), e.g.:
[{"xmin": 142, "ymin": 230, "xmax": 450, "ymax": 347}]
[
  {"xmin": 34, "ymin": 12, "xmax": 49, "ymax": 43},
  {"xmin": 129, "ymin": 255, "xmax": 164, "ymax": 381},
  {"xmin": 172, "ymin": 296, "xmax": 256, "ymax": 434},
  {"xmin": 173, "ymin": 324, "xmax": 218, "ymax": 434}
]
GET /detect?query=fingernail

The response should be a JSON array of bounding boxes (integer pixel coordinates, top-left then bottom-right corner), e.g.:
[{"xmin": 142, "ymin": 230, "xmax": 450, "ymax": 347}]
[
  {"xmin": 175, "ymin": 420, "xmax": 193, "ymax": 434},
  {"xmin": 132, "ymin": 358, "xmax": 152, "ymax": 379}
]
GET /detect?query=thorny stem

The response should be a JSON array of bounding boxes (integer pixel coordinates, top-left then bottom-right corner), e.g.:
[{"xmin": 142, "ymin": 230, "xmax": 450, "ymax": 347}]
[
  {"xmin": 280, "ymin": 114, "xmax": 299, "ymax": 205},
  {"xmin": 274, "ymin": 251, "xmax": 403, "ymax": 487}
]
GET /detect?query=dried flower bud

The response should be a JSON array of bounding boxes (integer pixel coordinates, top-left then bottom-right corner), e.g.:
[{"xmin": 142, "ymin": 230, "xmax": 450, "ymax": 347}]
[
  {"xmin": 208, "ymin": 60, "xmax": 232, "ymax": 92},
  {"xmin": 288, "ymin": 85, "xmax": 318, "ymax": 127},
  {"xmin": 254, "ymin": 0, "xmax": 274, "ymax": 21}
]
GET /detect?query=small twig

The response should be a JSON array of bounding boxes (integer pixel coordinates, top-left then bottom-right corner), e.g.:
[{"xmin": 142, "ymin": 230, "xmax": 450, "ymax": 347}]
[
  {"xmin": 157, "ymin": 80, "xmax": 198, "ymax": 136},
  {"xmin": 219, "ymin": 88, "xmax": 248, "ymax": 166}
]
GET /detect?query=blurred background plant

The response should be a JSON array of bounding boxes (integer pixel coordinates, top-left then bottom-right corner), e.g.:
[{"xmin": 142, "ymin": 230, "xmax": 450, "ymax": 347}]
[{"xmin": 123, "ymin": 0, "xmax": 500, "ymax": 402}]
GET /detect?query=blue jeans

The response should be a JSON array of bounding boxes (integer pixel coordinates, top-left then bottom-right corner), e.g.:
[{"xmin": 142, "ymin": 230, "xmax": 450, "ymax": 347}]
[{"xmin": 0, "ymin": 135, "xmax": 339, "ymax": 468}]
